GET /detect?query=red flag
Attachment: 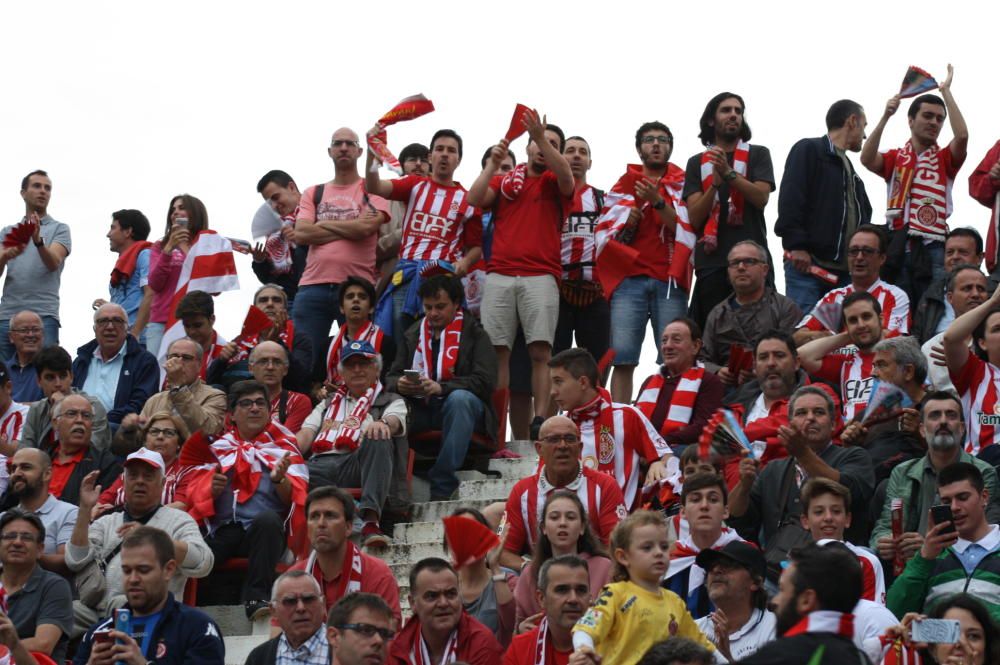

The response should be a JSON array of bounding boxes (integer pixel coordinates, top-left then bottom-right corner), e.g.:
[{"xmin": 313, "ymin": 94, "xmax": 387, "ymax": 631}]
[
  {"xmin": 596, "ymin": 239, "xmax": 640, "ymax": 297},
  {"xmin": 727, "ymin": 344, "xmax": 753, "ymax": 376},
  {"xmin": 504, "ymin": 103, "xmax": 531, "ymax": 142},
  {"xmin": 443, "ymin": 515, "xmax": 499, "ymax": 569},
  {"xmin": 178, "ymin": 431, "xmax": 219, "ymax": 469},
  {"xmin": 368, "ymin": 94, "xmax": 436, "ymax": 174},
  {"xmin": 240, "ymin": 306, "xmax": 273, "ymax": 341}
]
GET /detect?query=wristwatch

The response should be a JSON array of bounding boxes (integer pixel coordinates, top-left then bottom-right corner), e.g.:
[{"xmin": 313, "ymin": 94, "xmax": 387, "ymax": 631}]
[
  {"xmin": 724, "ymin": 170, "xmax": 738, "ymax": 182},
  {"xmin": 33, "ymin": 238, "xmax": 44, "ymax": 247},
  {"xmin": 652, "ymin": 199, "xmax": 666, "ymax": 210}
]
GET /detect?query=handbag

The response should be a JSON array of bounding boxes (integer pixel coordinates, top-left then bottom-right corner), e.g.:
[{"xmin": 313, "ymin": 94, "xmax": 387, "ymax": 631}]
[{"xmin": 763, "ymin": 461, "xmax": 812, "ymax": 583}]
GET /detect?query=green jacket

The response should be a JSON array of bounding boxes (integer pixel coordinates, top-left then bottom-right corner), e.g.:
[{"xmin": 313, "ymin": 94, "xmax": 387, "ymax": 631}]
[
  {"xmin": 870, "ymin": 452, "xmax": 1000, "ymax": 549},
  {"xmin": 886, "ymin": 541, "xmax": 1000, "ymax": 623}
]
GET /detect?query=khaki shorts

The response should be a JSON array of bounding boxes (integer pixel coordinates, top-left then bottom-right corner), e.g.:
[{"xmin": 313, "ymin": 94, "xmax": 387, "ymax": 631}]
[{"xmin": 481, "ymin": 273, "xmax": 559, "ymax": 348}]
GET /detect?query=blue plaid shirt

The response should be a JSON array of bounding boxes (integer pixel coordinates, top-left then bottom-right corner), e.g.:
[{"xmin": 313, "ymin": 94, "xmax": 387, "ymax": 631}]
[{"xmin": 276, "ymin": 627, "xmax": 330, "ymax": 665}]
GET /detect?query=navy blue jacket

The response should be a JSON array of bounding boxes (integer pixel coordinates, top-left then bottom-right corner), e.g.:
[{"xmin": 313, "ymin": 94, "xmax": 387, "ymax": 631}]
[
  {"xmin": 74, "ymin": 593, "xmax": 225, "ymax": 665},
  {"xmin": 72, "ymin": 334, "xmax": 160, "ymax": 427},
  {"xmin": 775, "ymin": 135, "xmax": 873, "ymax": 264}
]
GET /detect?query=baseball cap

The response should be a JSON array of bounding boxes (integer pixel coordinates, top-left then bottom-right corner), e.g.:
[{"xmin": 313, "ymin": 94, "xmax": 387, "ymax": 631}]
[
  {"xmin": 124, "ymin": 448, "xmax": 166, "ymax": 473},
  {"xmin": 695, "ymin": 541, "xmax": 766, "ymax": 580},
  {"xmin": 341, "ymin": 340, "xmax": 376, "ymax": 363}
]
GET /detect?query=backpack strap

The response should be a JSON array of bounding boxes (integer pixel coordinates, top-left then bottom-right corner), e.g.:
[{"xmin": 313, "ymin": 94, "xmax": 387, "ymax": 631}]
[{"xmin": 313, "ymin": 183, "xmax": 325, "ymax": 209}]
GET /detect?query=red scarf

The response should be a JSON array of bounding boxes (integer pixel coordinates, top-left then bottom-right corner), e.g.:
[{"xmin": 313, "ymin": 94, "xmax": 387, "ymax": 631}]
[
  {"xmin": 635, "ymin": 366, "xmax": 705, "ymax": 435},
  {"xmin": 305, "ymin": 543, "xmax": 362, "ymax": 602},
  {"xmin": 311, "ymin": 382, "xmax": 382, "ymax": 455},
  {"xmin": 567, "ymin": 389, "xmax": 606, "ymax": 426},
  {"xmin": 413, "ymin": 310, "xmax": 463, "ymax": 382},
  {"xmin": 886, "ymin": 140, "xmax": 950, "ymax": 238},
  {"xmin": 265, "ymin": 216, "xmax": 296, "ymax": 275},
  {"xmin": 326, "ymin": 321, "xmax": 385, "ymax": 384},
  {"xmin": 0, "ymin": 582, "xmax": 7, "ymax": 614},
  {"xmin": 232, "ymin": 320, "xmax": 295, "ymax": 364},
  {"xmin": 532, "ymin": 619, "xmax": 554, "ymax": 665},
  {"xmin": 412, "ymin": 629, "xmax": 459, "ymax": 665},
  {"xmin": 784, "ymin": 611, "xmax": 854, "ymax": 638},
  {"xmin": 699, "ymin": 141, "xmax": 750, "ymax": 253},
  {"xmin": 110, "ymin": 240, "xmax": 153, "ymax": 287},
  {"xmin": 500, "ymin": 163, "xmax": 528, "ymax": 200}
]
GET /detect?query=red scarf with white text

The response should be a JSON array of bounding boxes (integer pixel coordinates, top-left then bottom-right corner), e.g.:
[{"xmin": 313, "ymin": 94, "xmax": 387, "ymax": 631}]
[
  {"xmin": 311, "ymin": 381, "xmax": 382, "ymax": 455},
  {"xmin": 411, "ymin": 629, "xmax": 458, "ymax": 665},
  {"xmin": 305, "ymin": 543, "xmax": 362, "ymax": 602},
  {"xmin": 699, "ymin": 141, "xmax": 749, "ymax": 253},
  {"xmin": 231, "ymin": 320, "xmax": 295, "ymax": 364},
  {"xmin": 500, "ymin": 163, "xmax": 528, "ymax": 200},
  {"xmin": 413, "ymin": 310, "xmax": 463, "ymax": 382},
  {"xmin": 886, "ymin": 140, "xmax": 950, "ymax": 238}
]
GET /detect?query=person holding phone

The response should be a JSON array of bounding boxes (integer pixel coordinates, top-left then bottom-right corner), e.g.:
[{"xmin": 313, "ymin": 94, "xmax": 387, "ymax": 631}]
[
  {"xmin": 882, "ymin": 593, "xmax": 999, "ymax": 665},
  {"xmin": 888, "ymin": 462, "xmax": 1000, "ymax": 623}
]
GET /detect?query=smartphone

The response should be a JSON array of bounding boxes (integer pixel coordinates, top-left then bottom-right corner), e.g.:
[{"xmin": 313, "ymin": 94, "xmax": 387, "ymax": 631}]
[
  {"xmin": 404, "ymin": 369, "xmax": 421, "ymax": 382},
  {"xmin": 931, "ymin": 504, "xmax": 957, "ymax": 534},
  {"xmin": 93, "ymin": 629, "xmax": 113, "ymax": 644},
  {"xmin": 114, "ymin": 608, "xmax": 131, "ymax": 642},
  {"xmin": 912, "ymin": 618, "xmax": 961, "ymax": 644},
  {"xmin": 175, "ymin": 217, "xmax": 189, "ymax": 228}
]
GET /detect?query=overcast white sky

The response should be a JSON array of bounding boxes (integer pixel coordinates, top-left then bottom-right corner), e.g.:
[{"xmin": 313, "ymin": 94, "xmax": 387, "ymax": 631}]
[{"xmin": 2, "ymin": 0, "xmax": 997, "ymax": 382}]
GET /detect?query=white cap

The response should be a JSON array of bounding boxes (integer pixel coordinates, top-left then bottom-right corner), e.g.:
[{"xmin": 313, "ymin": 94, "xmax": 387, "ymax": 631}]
[{"xmin": 124, "ymin": 448, "xmax": 165, "ymax": 473}]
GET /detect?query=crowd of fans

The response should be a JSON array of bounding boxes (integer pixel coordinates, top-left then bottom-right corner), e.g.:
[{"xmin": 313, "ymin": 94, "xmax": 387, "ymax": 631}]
[{"xmin": 4, "ymin": 72, "xmax": 1000, "ymax": 665}]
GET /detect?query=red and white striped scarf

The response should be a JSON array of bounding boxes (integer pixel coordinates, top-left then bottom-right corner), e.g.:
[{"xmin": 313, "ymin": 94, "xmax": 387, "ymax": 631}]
[
  {"xmin": 784, "ymin": 610, "xmax": 854, "ymax": 638},
  {"xmin": 500, "ymin": 163, "xmax": 528, "ymax": 200},
  {"xmin": 305, "ymin": 543, "xmax": 362, "ymax": 602},
  {"xmin": 666, "ymin": 526, "xmax": 744, "ymax": 600},
  {"xmin": 699, "ymin": 141, "xmax": 750, "ymax": 253},
  {"xmin": 412, "ymin": 629, "xmax": 458, "ymax": 665},
  {"xmin": 311, "ymin": 381, "xmax": 382, "ymax": 455},
  {"xmin": 231, "ymin": 320, "xmax": 295, "ymax": 364},
  {"xmin": 635, "ymin": 366, "xmax": 705, "ymax": 435},
  {"xmin": 413, "ymin": 310, "xmax": 463, "ymax": 382},
  {"xmin": 879, "ymin": 635, "xmax": 925, "ymax": 665},
  {"xmin": 264, "ymin": 216, "xmax": 296, "ymax": 275},
  {"xmin": 532, "ymin": 619, "xmax": 552, "ymax": 665},
  {"xmin": 0, "ymin": 582, "xmax": 7, "ymax": 614},
  {"xmin": 886, "ymin": 140, "xmax": 950, "ymax": 239},
  {"xmin": 326, "ymin": 321, "xmax": 384, "ymax": 384}
]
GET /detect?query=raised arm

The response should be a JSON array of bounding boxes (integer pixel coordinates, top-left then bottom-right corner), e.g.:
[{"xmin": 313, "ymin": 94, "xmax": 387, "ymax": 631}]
[
  {"xmin": 938, "ymin": 65, "xmax": 969, "ymax": 163},
  {"xmin": 943, "ymin": 281, "xmax": 1000, "ymax": 376},
  {"xmin": 468, "ymin": 140, "xmax": 509, "ymax": 209},
  {"xmin": 860, "ymin": 96, "xmax": 900, "ymax": 175},
  {"xmin": 797, "ymin": 331, "xmax": 851, "ymax": 374},
  {"xmin": 524, "ymin": 110, "xmax": 574, "ymax": 196},
  {"xmin": 364, "ymin": 142, "xmax": 395, "ymax": 199}
]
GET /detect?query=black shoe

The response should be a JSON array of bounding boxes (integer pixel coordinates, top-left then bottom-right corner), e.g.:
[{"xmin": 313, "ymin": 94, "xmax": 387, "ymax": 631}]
[
  {"xmin": 529, "ymin": 416, "xmax": 545, "ymax": 442},
  {"xmin": 245, "ymin": 599, "xmax": 271, "ymax": 621}
]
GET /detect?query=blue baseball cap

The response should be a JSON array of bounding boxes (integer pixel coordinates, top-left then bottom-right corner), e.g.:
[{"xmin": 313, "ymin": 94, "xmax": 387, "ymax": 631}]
[{"xmin": 341, "ymin": 340, "xmax": 376, "ymax": 363}]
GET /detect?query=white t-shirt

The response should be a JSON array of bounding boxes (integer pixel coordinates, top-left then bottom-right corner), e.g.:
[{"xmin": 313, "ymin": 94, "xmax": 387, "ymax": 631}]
[
  {"xmin": 853, "ymin": 598, "xmax": 899, "ymax": 663},
  {"xmin": 697, "ymin": 608, "xmax": 776, "ymax": 663}
]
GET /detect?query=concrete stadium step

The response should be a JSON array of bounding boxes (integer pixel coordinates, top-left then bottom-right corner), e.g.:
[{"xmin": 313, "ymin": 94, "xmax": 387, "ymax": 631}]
[
  {"xmin": 456, "ymin": 476, "xmax": 519, "ymax": 501},
  {"xmin": 394, "ymin": 520, "xmax": 444, "ymax": 544},
  {"xmin": 411, "ymin": 497, "xmax": 497, "ymax": 522},
  {"xmin": 225, "ymin": 633, "xmax": 270, "ymax": 665},
  {"xmin": 374, "ymin": 540, "xmax": 448, "ymax": 566}
]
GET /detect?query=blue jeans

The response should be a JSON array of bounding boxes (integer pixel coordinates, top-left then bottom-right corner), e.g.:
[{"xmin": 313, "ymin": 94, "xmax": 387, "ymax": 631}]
[
  {"xmin": 609, "ymin": 276, "xmax": 688, "ymax": 365},
  {"xmin": 392, "ymin": 282, "xmax": 416, "ymax": 342},
  {"xmin": 411, "ymin": 390, "xmax": 485, "ymax": 498},
  {"xmin": 897, "ymin": 240, "xmax": 945, "ymax": 307},
  {"xmin": 0, "ymin": 315, "xmax": 59, "ymax": 361},
  {"xmin": 291, "ymin": 283, "xmax": 345, "ymax": 370},
  {"xmin": 783, "ymin": 261, "xmax": 848, "ymax": 317},
  {"xmin": 144, "ymin": 322, "xmax": 166, "ymax": 356}
]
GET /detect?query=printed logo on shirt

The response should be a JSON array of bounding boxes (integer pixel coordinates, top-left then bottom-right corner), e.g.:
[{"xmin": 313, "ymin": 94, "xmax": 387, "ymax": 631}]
[
  {"xmin": 578, "ymin": 608, "xmax": 599, "ymax": 628},
  {"xmin": 598, "ymin": 426, "xmax": 615, "ymax": 465},
  {"xmin": 979, "ymin": 412, "xmax": 1000, "ymax": 427},
  {"xmin": 410, "ymin": 212, "xmax": 455, "ymax": 240},
  {"xmin": 620, "ymin": 595, "xmax": 637, "ymax": 614},
  {"xmin": 843, "ymin": 377, "xmax": 874, "ymax": 403}
]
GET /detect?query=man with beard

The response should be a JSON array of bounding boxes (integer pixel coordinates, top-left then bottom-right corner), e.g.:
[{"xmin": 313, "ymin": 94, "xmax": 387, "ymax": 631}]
[
  {"xmin": 74, "ymin": 526, "xmax": 225, "ymax": 665},
  {"xmin": 327, "ymin": 593, "xmax": 396, "ymax": 665},
  {"xmin": 683, "ymin": 92, "xmax": 776, "ymax": 328},
  {"xmin": 861, "ymin": 65, "xmax": 968, "ymax": 305},
  {"xmin": 922, "ymin": 264, "xmax": 988, "ymax": 392},
  {"xmin": 692, "ymin": 541, "xmax": 775, "ymax": 662},
  {"xmin": 798, "ymin": 291, "xmax": 884, "ymax": 423},
  {"xmin": 288, "ymin": 487, "xmax": 400, "ymax": 624},
  {"xmin": 388, "ymin": 557, "xmax": 503, "ymax": 664},
  {"xmin": 3, "ymin": 448, "xmax": 77, "ymax": 572},
  {"xmin": 888, "ymin": 462, "xmax": 1000, "ymax": 622},
  {"xmin": 911, "ymin": 228, "xmax": 985, "ymax": 344},
  {"xmin": 596, "ymin": 122, "xmax": 694, "ymax": 403},
  {"xmin": 504, "ymin": 555, "xmax": 590, "ymax": 665},
  {"xmin": 737, "ymin": 543, "xmax": 870, "ymax": 664},
  {"xmin": 871, "ymin": 391, "xmax": 1000, "ymax": 562},
  {"xmin": 793, "ymin": 224, "xmax": 909, "ymax": 345},
  {"xmin": 699, "ymin": 241, "xmax": 800, "ymax": 384}
]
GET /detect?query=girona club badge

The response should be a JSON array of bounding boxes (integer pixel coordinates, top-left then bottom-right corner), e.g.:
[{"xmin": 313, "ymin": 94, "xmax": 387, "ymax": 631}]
[
  {"xmin": 916, "ymin": 204, "xmax": 937, "ymax": 226},
  {"xmin": 342, "ymin": 416, "xmax": 361, "ymax": 430},
  {"xmin": 598, "ymin": 426, "xmax": 615, "ymax": 465}
]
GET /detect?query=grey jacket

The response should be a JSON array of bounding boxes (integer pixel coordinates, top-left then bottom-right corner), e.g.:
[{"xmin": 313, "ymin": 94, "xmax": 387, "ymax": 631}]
[
  {"xmin": 19, "ymin": 388, "xmax": 110, "ymax": 451},
  {"xmin": 700, "ymin": 288, "xmax": 802, "ymax": 373}
]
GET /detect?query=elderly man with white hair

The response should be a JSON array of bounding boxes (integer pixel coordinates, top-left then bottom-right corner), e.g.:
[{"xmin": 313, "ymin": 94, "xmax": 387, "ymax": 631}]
[
  {"xmin": 297, "ymin": 340, "xmax": 406, "ymax": 549},
  {"xmin": 70, "ymin": 302, "xmax": 159, "ymax": 429}
]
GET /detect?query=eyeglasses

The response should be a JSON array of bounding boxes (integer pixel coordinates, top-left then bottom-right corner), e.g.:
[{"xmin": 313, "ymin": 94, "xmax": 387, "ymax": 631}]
[
  {"xmin": 166, "ymin": 353, "xmax": 197, "ymax": 362},
  {"xmin": 540, "ymin": 434, "xmax": 580, "ymax": 445},
  {"xmin": 727, "ymin": 258, "xmax": 766, "ymax": 268},
  {"xmin": 337, "ymin": 623, "xmax": 396, "ymax": 640},
  {"xmin": 276, "ymin": 593, "xmax": 321, "ymax": 609},
  {"xmin": 236, "ymin": 398, "xmax": 268, "ymax": 410},
  {"xmin": 60, "ymin": 409, "xmax": 94, "ymax": 421},
  {"xmin": 331, "ymin": 140, "xmax": 360, "ymax": 148},
  {"xmin": 95, "ymin": 318, "xmax": 127, "ymax": 328},
  {"xmin": 10, "ymin": 327, "xmax": 42, "ymax": 336},
  {"xmin": 148, "ymin": 427, "xmax": 179, "ymax": 438},
  {"xmin": 640, "ymin": 136, "xmax": 672, "ymax": 145},
  {"xmin": 0, "ymin": 532, "xmax": 39, "ymax": 543},
  {"xmin": 847, "ymin": 246, "xmax": 879, "ymax": 257},
  {"xmin": 250, "ymin": 358, "xmax": 287, "ymax": 367}
]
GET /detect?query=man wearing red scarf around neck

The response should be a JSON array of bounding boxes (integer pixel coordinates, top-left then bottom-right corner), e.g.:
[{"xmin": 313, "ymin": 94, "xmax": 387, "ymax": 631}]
[
  {"xmin": 860, "ymin": 64, "xmax": 968, "ymax": 306},
  {"xmin": 548, "ymin": 348, "xmax": 678, "ymax": 511},
  {"xmin": 98, "ymin": 209, "xmax": 153, "ymax": 344}
]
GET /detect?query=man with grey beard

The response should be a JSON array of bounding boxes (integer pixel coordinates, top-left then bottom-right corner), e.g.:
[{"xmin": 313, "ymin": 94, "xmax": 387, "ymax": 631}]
[{"xmin": 870, "ymin": 390, "xmax": 1000, "ymax": 563}]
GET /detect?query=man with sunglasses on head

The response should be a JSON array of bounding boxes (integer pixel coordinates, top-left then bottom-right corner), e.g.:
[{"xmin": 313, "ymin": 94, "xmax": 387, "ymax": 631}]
[
  {"xmin": 245, "ymin": 569, "xmax": 331, "ymax": 665},
  {"xmin": 793, "ymin": 225, "xmax": 910, "ymax": 346}
]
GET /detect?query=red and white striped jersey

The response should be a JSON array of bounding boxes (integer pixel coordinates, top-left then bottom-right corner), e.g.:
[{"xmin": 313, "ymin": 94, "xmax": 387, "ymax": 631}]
[
  {"xmin": 502, "ymin": 465, "xmax": 627, "ymax": 555},
  {"xmin": 815, "ymin": 347, "xmax": 876, "ymax": 422},
  {"xmin": 389, "ymin": 176, "xmax": 481, "ymax": 263},
  {"xmin": 798, "ymin": 278, "xmax": 910, "ymax": 334},
  {"xmin": 952, "ymin": 351, "xmax": 1000, "ymax": 455},
  {"xmin": 817, "ymin": 539, "xmax": 886, "ymax": 604},
  {"xmin": 0, "ymin": 401, "xmax": 28, "ymax": 444},
  {"xmin": 560, "ymin": 185, "xmax": 604, "ymax": 282}
]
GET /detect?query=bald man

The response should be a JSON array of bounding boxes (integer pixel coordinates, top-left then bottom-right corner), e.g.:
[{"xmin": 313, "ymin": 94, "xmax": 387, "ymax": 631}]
[
  {"xmin": 292, "ymin": 127, "xmax": 393, "ymax": 372},
  {"xmin": 71, "ymin": 303, "xmax": 159, "ymax": 429},
  {"xmin": 4, "ymin": 448, "xmax": 78, "ymax": 572},
  {"xmin": 6, "ymin": 310, "xmax": 45, "ymax": 402}
]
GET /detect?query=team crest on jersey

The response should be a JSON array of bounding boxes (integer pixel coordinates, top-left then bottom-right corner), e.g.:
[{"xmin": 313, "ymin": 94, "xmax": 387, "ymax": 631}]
[
  {"xmin": 916, "ymin": 204, "xmax": 937, "ymax": 225},
  {"xmin": 449, "ymin": 201, "xmax": 461, "ymax": 214},
  {"xmin": 615, "ymin": 504, "xmax": 628, "ymax": 521},
  {"xmin": 598, "ymin": 426, "xmax": 615, "ymax": 465}
]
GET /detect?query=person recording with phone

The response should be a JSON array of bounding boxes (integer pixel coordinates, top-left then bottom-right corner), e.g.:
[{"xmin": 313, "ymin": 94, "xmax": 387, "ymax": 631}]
[
  {"xmin": 883, "ymin": 593, "xmax": 999, "ymax": 665},
  {"xmin": 888, "ymin": 462, "xmax": 1000, "ymax": 623}
]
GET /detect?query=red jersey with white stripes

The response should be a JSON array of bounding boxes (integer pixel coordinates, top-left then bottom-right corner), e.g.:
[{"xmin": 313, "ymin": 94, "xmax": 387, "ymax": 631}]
[
  {"xmin": 951, "ymin": 351, "xmax": 1000, "ymax": 455},
  {"xmin": 0, "ymin": 401, "xmax": 28, "ymax": 443},
  {"xmin": 388, "ymin": 176, "xmax": 481, "ymax": 262},
  {"xmin": 560, "ymin": 185, "xmax": 604, "ymax": 282},
  {"xmin": 798, "ymin": 278, "xmax": 910, "ymax": 334},
  {"xmin": 502, "ymin": 465, "xmax": 627, "ymax": 555},
  {"xmin": 814, "ymin": 347, "xmax": 876, "ymax": 422}
]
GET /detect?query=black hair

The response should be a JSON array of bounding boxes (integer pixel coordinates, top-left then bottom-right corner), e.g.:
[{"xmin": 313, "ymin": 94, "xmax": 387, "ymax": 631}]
[
  {"xmin": 635, "ymin": 121, "xmax": 673, "ymax": 150},
  {"xmin": 926, "ymin": 593, "xmax": 1000, "ymax": 663},
  {"xmin": 409, "ymin": 557, "xmax": 456, "ymax": 594},
  {"xmin": 399, "ymin": 143, "xmax": 430, "ymax": 164},
  {"xmin": 754, "ymin": 329, "xmax": 798, "ymax": 359},
  {"xmin": 850, "ymin": 224, "xmax": 888, "ymax": 254},
  {"xmin": 112, "ymin": 209, "xmax": 151, "ymax": 242},
  {"xmin": 548, "ymin": 348, "xmax": 599, "ymax": 390},
  {"xmin": 32, "ymin": 345, "xmax": 72, "ymax": 374},
  {"xmin": 681, "ymin": 472, "xmax": 728, "ymax": 506},
  {"xmin": 305, "ymin": 486, "xmax": 356, "ymax": 525},
  {"xmin": 227, "ymin": 380, "xmax": 270, "ymax": 413},
  {"xmin": 338, "ymin": 276, "xmax": 376, "ymax": 309},
  {"xmin": 841, "ymin": 290, "xmax": 883, "ymax": 321},
  {"xmin": 787, "ymin": 542, "xmax": 862, "ymax": 613},
  {"xmin": 328, "ymin": 592, "xmax": 393, "ymax": 628},
  {"xmin": 418, "ymin": 274, "xmax": 464, "ymax": 304},
  {"xmin": 0, "ymin": 508, "xmax": 45, "ymax": 543},
  {"xmin": 535, "ymin": 124, "xmax": 565, "ymax": 152},
  {"xmin": 430, "ymin": 129, "xmax": 463, "ymax": 159},
  {"xmin": 826, "ymin": 99, "xmax": 864, "ymax": 130},
  {"xmin": 481, "ymin": 146, "xmax": 517, "ymax": 170},
  {"xmin": 698, "ymin": 92, "xmax": 751, "ymax": 146},
  {"xmin": 921, "ymin": 389, "xmax": 965, "ymax": 423},
  {"xmin": 946, "ymin": 263, "xmax": 986, "ymax": 294},
  {"xmin": 947, "ymin": 227, "xmax": 984, "ymax": 255},
  {"xmin": 637, "ymin": 638, "xmax": 713, "ymax": 665},
  {"xmin": 256, "ymin": 170, "xmax": 295, "ymax": 194},
  {"xmin": 908, "ymin": 94, "xmax": 946, "ymax": 120},
  {"xmin": 938, "ymin": 462, "xmax": 985, "ymax": 493},
  {"xmin": 175, "ymin": 290, "xmax": 214, "ymax": 319}
]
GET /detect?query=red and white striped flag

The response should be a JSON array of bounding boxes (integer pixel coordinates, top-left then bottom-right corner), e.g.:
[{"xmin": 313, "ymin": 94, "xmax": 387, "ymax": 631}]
[{"xmin": 157, "ymin": 231, "xmax": 239, "ymax": 372}]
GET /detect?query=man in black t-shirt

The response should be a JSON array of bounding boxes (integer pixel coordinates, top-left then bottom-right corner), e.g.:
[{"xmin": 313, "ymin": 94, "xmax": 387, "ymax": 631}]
[{"xmin": 683, "ymin": 92, "xmax": 776, "ymax": 329}]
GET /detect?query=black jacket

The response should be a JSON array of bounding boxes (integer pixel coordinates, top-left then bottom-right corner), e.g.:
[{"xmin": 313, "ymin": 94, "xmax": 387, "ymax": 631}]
[
  {"xmin": 38, "ymin": 444, "xmax": 121, "ymax": 508},
  {"xmin": 775, "ymin": 136, "xmax": 872, "ymax": 264},
  {"xmin": 251, "ymin": 244, "xmax": 308, "ymax": 305},
  {"xmin": 911, "ymin": 275, "xmax": 948, "ymax": 345},
  {"xmin": 244, "ymin": 634, "xmax": 333, "ymax": 665},
  {"xmin": 737, "ymin": 632, "xmax": 871, "ymax": 664},
  {"xmin": 72, "ymin": 335, "xmax": 160, "ymax": 427}
]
